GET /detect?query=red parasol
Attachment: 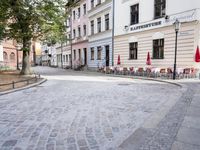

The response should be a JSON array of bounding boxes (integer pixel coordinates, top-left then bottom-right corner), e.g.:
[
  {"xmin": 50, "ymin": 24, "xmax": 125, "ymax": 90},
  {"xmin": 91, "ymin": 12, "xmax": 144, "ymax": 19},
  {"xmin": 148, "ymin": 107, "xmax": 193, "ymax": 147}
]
[
  {"xmin": 146, "ymin": 52, "xmax": 151, "ymax": 65},
  {"xmin": 195, "ymin": 46, "xmax": 200, "ymax": 62},
  {"xmin": 117, "ymin": 55, "xmax": 121, "ymax": 65}
]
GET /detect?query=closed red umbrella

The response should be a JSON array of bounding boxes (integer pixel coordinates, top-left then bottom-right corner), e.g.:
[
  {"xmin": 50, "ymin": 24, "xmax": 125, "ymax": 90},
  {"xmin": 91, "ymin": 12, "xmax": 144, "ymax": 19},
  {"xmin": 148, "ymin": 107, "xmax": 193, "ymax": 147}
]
[
  {"xmin": 146, "ymin": 52, "xmax": 151, "ymax": 65},
  {"xmin": 117, "ymin": 55, "xmax": 121, "ymax": 65},
  {"xmin": 195, "ymin": 46, "xmax": 200, "ymax": 62}
]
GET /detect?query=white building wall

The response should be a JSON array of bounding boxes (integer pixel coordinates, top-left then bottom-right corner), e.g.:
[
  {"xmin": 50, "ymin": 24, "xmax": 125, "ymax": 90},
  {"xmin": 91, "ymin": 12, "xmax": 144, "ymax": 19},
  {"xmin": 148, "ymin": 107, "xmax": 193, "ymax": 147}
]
[{"xmin": 115, "ymin": 0, "xmax": 200, "ymax": 36}]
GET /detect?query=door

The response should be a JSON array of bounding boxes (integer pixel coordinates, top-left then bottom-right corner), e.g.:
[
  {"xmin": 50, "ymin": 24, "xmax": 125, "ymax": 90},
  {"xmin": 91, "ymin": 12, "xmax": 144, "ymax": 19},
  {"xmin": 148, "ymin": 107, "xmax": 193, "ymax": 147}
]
[
  {"xmin": 84, "ymin": 48, "xmax": 87, "ymax": 65},
  {"xmin": 105, "ymin": 45, "xmax": 109, "ymax": 67}
]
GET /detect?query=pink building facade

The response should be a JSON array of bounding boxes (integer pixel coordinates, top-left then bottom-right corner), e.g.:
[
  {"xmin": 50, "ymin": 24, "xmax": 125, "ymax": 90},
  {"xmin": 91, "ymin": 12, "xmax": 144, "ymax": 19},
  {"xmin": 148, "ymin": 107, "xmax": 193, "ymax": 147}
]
[{"xmin": 71, "ymin": 0, "xmax": 89, "ymax": 68}]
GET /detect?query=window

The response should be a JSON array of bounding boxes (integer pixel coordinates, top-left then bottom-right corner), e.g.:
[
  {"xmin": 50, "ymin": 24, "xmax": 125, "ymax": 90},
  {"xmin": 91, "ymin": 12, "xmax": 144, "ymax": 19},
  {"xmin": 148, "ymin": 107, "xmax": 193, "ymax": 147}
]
[
  {"xmin": 83, "ymin": 25, "xmax": 87, "ymax": 36},
  {"xmin": 10, "ymin": 52, "xmax": 15, "ymax": 62},
  {"xmin": 83, "ymin": 4, "xmax": 87, "ymax": 15},
  {"xmin": 66, "ymin": 55, "xmax": 69, "ymax": 62},
  {"xmin": 154, "ymin": 0, "xmax": 166, "ymax": 19},
  {"xmin": 97, "ymin": 0, "xmax": 101, "ymax": 5},
  {"xmin": 73, "ymin": 11, "xmax": 76, "ymax": 20},
  {"xmin": 153, "ymin": 39, "xmax": 164, "ymax": 59},
  {"xmin": 73, "ymin": 50, "xmax": 76, "ymax": 60},
  {"xmin": 73, "ymin": 29, "xmax": 76, "ymax": 38},
  {"xmin": 63, "ymin": 55, "xmax": 65, "ymax": 62},
  {"xmin": 91, "ymin": 48, "xmax": 94, "ymax": 60},
  {"xmin": 3, "ymin": 52, "xmax": 8, "ymax": 61},
  {"xmin": 130, "ymin": 4, "xmax": 139, "ymax": 25},
  {"xmin": 97, "ymin": 47, "xmax": 102, "ymax": 60},
  {"xmin": 91, "ymin": 20, "xmax": 94, "ymax": 35},
  {"xmin": 78, "ymin": 26, "xmax": 81, "ymax": 37},
  {"xmin": 97, "ymin": 17, "xmax": 101, "ymax": 33},
  {"xmin": 91, "ymin": 0, "xmax": 94, "ymax": 9},
  {"xmin": 78, "ymin": 49, "xmax": 81, "ymax": 60},
  {"xmin": 105, "ymin": 14, "xmax": 109, "ymax": 30},
  {"xmin": 129, "ymin": 42, "xmax": 138, "ymax": 60},
  {"xmin": 78, "ymin": 7, "xmax": 81, "ymax": 18}
]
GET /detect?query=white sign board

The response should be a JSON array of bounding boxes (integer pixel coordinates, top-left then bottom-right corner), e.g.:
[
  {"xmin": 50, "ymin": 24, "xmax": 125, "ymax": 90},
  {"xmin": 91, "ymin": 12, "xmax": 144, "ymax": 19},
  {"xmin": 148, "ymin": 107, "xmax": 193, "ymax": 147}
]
[
  {"xmin": 0, "ymin": 45, "xmax": 3, "ymax": 62},
  {"xmin": 128, "ymin": 9, "xmax": 198, "ymax": 33}
]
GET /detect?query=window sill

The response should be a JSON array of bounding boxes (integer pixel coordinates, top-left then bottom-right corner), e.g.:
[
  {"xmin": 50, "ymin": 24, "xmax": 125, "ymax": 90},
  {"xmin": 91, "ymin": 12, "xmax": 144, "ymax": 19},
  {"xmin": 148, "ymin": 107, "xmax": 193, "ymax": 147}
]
[{"xmin": 152, "ymin": 58, "xmax": 164, "ymax": 60}]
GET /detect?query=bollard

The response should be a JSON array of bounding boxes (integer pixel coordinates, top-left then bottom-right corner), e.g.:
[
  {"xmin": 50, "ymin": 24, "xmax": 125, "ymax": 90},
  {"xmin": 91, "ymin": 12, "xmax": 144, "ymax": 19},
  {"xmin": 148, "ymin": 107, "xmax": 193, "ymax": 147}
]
[{"xmin": 12, "ymin": 81, "xmax": 15, "ymax": 89}]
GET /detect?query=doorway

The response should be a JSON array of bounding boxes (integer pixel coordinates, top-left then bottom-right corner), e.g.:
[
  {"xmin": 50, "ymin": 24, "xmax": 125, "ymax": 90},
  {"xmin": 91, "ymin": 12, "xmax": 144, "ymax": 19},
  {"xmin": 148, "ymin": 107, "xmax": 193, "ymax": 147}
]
[
  {"xmin": 105, "ymin": 45, "xmax": 109, "ymax": 67},
  {"xmin": 84, "ymin": 48, "xmax": 87, "ymax": 65}
]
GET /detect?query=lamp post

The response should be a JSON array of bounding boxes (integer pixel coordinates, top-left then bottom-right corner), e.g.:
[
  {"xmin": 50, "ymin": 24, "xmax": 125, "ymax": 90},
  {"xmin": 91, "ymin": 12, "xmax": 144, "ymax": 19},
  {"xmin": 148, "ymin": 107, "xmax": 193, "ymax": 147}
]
[
  {"xmin": 173, "ymin": 19, "xmax": 181, "ymax": 80},
  {"xmin": 16, "ymin": 44, "xmax": 21, "ymax": 70}
]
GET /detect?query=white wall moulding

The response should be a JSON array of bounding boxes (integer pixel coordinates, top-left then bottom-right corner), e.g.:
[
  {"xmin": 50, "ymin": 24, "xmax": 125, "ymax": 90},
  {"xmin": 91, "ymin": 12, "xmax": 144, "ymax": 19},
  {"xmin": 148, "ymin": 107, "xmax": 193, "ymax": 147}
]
[
  {"xmin": 128, "ymin": 36, "xmax": 138, "ymax": 43},
  {"xmin": 152, "ymin": 32, "xmax": 165, "ymax": 40}
]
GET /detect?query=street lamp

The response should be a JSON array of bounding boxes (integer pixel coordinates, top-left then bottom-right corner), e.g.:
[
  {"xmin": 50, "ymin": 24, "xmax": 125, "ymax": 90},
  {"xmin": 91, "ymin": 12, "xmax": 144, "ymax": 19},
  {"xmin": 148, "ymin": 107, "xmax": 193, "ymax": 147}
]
[
  {"xmin": 16, "ymin": 44, "xmax": 22, "ymax": 70},
  {"xmin": 173, "ymin": 19, "xmax": 181, "ymax": 80}
]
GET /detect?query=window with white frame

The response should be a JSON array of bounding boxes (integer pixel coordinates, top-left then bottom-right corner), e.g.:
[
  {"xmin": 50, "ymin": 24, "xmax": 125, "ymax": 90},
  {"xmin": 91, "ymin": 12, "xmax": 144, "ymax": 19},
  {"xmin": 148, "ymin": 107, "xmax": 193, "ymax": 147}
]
[
  {"xmin": 78, "ymin": 26, "xmax": 81, "ymax": 37},
  {"xmin": 78, "ymin": 7, "xmax": 81, "ymax": 18},
  {"xmin": 97, "ymin": 17, "xmax": 101, "ymax": 33},
  {"xmin": 130, "ymin": 4, "xmax": 139, "ymax": 25},
  {"xmin": 97, "ymin": 47, "xmax": 102, "ymax": 60},
  {"xmin": 154, "ymin": 0, "xmax": 166, "ymax": 19},
  {"xmin": 153, "ymin": 39, "xmax": 164, "ymax": 59},
  {"xmin": 83, "ymin": 4, "xmax": 87, "ymax": 15},
  {"xmin": 83, "ymin": 25, "xmax": 87, "ymax": 36},
  {"xmin": 91, "ymin": 0, "xmax": 94, "ymax": 9},
  {"xmin": 129, "ymin": 42, "xmax": 138, "ymax": 60},
  {"xmin": 105, "ymin": 14, "xmax": 109, "ymax": 31},
  {"xmin": 91, "ymin": 20, "xmax": 94, "ymax": 35},
  {"xmin": 91, "ymin": 47, "xmax": 94, "ymax": 60}
]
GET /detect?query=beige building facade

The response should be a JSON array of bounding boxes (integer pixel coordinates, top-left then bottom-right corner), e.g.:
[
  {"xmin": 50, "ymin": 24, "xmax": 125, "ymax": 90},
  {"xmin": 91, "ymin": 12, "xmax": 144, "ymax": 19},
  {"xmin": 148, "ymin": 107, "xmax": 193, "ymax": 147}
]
[{"xmin": 114, "ymin": 0, "xmax": 200, "ymax": 69}]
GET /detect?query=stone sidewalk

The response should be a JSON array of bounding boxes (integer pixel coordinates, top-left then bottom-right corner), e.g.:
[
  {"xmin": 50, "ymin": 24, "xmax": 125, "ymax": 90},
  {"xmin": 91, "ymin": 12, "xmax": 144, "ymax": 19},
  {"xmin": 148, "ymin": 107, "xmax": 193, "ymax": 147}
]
[{"xmin": 118, "ymin": 82, "xmax": 200, "ymax": 150}]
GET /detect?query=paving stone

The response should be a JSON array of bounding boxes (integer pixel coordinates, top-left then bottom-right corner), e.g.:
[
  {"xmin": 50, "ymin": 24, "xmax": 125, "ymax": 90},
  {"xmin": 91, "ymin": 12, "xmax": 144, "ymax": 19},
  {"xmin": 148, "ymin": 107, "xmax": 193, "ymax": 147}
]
[
  {"xmin": 182, "ymin": 116, "xmax": 200, "ymax": 130},
  {"xmin": 2, "ymin": 140, "xmax": 17, "ymax": 147},
  {"xmin": 176, "ymin": 127, "xmax": 200, "ymax": 146},
  {"xmin": 171, "ymin": 141, "xmax": 200, "ymax": 150},
  {"xmin": 0, "ymin": 67, "xmax": 186, "ymax": 150}
]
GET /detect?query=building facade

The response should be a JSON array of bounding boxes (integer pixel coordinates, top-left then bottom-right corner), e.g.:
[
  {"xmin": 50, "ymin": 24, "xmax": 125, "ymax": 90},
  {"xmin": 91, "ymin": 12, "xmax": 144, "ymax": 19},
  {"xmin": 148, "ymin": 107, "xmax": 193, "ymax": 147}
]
[
  {"xmin": 87, "ymin": 0, "xmax": 113, "ymax": 70},
  {"xmin": 0, "ymin": 39, "xmax": 23, "ymax": 69},
  {"xmin": 71, "ymin": 0, "xmax": 89, "ymax": 68},
  {"xmin": 114, "ymin": 0, "xmax": 200, "ymax": 69}
]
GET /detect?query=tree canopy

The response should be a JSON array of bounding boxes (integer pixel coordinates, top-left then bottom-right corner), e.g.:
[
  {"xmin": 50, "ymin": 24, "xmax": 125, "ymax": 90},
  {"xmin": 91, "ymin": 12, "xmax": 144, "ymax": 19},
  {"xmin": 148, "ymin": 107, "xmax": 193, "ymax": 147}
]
[{"xmin": 0, "ymin": 0, "xmax": 74, "ymax": 74}]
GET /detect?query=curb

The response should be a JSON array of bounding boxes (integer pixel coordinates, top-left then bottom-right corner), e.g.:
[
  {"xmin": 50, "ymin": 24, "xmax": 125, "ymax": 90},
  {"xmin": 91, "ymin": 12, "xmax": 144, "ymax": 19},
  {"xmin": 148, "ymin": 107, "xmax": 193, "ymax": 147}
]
[
  {"xmin": 104, "ymin": 74, "xmax": 183, "ymax": 88},
  {"xmin": 0, "ymin": 78, "xmax": 47, "ymax": 96}
]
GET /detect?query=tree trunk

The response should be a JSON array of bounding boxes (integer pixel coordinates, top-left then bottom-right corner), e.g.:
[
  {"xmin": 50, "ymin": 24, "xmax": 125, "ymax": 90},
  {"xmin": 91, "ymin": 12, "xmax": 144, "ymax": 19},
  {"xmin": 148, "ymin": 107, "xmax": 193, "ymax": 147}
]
[{"xmin": 20, "ymin": 50, "xmax": 32, "ymax": 75}]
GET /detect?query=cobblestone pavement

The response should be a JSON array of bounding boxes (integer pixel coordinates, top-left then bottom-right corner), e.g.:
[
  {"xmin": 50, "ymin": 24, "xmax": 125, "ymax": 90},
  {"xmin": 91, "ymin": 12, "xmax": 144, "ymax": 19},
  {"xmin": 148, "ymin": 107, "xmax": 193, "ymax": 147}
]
[
  {"xmin": 0, "ymin": 67, "xmax": 183, "ymax": 150},
  {"xmin": 119, "ymin": 82, "xmax": 200, "ymax": 150}
]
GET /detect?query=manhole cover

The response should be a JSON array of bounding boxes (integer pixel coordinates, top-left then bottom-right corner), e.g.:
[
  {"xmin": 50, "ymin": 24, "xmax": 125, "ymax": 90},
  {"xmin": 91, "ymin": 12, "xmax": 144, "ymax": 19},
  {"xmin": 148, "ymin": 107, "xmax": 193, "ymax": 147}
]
[{"xmin": 118, "ymin": 83, "xmax": 131, "ymax": 86}]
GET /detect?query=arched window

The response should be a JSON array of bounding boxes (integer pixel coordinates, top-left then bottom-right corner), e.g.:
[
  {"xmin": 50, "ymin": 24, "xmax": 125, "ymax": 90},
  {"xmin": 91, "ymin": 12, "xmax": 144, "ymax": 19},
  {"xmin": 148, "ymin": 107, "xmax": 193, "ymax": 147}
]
[
  {"xmin": 3, "ymin": 52, "xmax": 8, "ymax": 61},
  {"xmin": 10, "ymin": 52, "xmax": 15, "ymax": 62}
]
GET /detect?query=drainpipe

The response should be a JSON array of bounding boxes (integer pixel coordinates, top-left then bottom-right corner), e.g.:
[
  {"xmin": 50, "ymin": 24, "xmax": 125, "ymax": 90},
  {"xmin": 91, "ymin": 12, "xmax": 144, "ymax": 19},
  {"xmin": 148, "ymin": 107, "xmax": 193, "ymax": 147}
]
[{"xmin": 112, "ymin": 0, "xmax": 115, "ymax": 66}]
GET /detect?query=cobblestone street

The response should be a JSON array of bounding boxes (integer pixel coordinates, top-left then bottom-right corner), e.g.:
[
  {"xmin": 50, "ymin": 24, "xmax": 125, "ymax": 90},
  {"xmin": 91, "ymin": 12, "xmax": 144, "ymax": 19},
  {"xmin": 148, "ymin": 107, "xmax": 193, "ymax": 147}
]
[{"xmin": 0, "ymin": 67, "xmax": 198, "ymax": 150}]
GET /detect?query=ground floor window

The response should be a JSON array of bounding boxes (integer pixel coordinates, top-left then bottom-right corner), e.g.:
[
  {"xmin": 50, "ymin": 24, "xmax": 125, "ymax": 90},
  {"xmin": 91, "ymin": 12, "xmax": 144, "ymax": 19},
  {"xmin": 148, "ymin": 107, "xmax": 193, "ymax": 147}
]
[
  {"xmin": 66, "ymin": 55, "xmax": 68, "ymax": 62},
  {"xmin": 91, "ymin": 48, "xmax": 94, "ymax": 60},
  {"xmin": 73, "ymin": 50, "xmax": 76, "ymax": 60},
  {"xmin": 97, "ymin": 46, "xmax": 102, "ymax": 60},
  {"xmin": 153, "ymin": 39, "xmax": 164, "ymax": 59},
  {"xmin": 129, "ymin": 42, "xmax": 138, "ymax": 60}
]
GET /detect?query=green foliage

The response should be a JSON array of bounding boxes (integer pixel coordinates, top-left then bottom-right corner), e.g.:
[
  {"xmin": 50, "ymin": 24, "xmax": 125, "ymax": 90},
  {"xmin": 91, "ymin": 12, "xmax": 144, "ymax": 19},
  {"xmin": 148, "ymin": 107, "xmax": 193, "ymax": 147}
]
[{"xmin": 0, "ymin": 0, "xmax": 74, "ymax": 49}]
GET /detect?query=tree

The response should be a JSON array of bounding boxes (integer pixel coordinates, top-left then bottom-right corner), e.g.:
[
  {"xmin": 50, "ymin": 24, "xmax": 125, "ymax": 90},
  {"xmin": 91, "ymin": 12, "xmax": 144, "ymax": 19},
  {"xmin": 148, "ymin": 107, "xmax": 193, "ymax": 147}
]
[{"xmin": 0, "ymin": 0, "xmax": 74, "ymax": 75}]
